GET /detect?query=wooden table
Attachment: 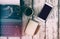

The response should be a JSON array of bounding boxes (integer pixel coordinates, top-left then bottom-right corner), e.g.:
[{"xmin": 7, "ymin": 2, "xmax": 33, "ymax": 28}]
[
  {"xmin": 22, "ymin": 0, "xmax": 58, "ymax": 39},
  {"xmin": 0, "ymin": 0, "xmax": 58, "ymax": 39}
]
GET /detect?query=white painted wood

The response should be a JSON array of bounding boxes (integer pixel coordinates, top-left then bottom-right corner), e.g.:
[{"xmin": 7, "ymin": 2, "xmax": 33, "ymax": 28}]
[
  {"xmin": 0, "ymin": 0, "xmax": 58, "ymax": 39},
  {"xmin": 33, "ymin": 0, "xmax": 45, "ymax": 16},
  {"xmin": 22, "ymin": 35, "xmax": 32, "ymax": 39},
  {"xmin": 46, "ymin": 0, "xmax": 58, "ymax": 6},
  {"xmin": 8, "ymin": 37, "xmax": 20, "ymax": 39},
  {"xmin": 32, "ymin": 0, "xmax": 46, "ymax": 39},
  {"xmin": 0, "ymin": 37, "xmax": 7, "ymax": 39},
  {"xmin": 46, "ymin": 19, "xmax": 58, "ymax": 39},
  {"xmin": 0, "ymin": 0, "xmax": 20, "ymax": 5},
  {"xmin": 46, "ymin": 0, "xmax": 58, "ymax": 39},
  {"xmin": 22, "ymin": 14, "xmax": 32, "ymax": 35},
  {"xmin": 23, "ymin": 0, "xmax": 58, "ymax": 39}
]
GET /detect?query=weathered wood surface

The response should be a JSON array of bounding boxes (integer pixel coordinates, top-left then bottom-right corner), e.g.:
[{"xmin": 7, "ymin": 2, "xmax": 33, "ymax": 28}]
[
  {"xmin": 0, "ymin": 0, "xmax": 58, "ymax": 39},
  {"xmin": 22, "ymin": 0, "xmax": 58, "ymax": 39}
]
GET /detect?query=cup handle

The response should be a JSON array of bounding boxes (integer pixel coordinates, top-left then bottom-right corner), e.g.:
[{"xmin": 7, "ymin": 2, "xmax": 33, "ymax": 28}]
[{"xmin": 4, "ymin": 6, "xmax": 13, "ymax": 18}]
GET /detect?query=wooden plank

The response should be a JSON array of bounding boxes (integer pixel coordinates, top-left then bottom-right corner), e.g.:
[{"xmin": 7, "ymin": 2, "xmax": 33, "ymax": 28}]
[
  {"xmin": 0, "ymin": 37, "xmax": 7, "ymax": 39},
  {"xmin": 0, "ymin": 0, "xmax": 20, "ymax": 5},
  {"xmin": 22, "ymin": 35, "xmax": 32, "ymax": 39},
  {"xmin": 46, "ymin": 0, "xmax": 58, "ymax": 39},
  {"xmin": 22, "ymin": 0, "xmax": 58, "ymax": 39},
  {"xmin": 8, "ymin": 37, "xmax": 20, "ymax": 39}
]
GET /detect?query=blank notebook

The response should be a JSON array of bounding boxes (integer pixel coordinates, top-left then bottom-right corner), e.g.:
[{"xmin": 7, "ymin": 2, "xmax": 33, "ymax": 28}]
[{"xmin": 25, "ymin": 20, "xmax": 38, "ymax": 36}]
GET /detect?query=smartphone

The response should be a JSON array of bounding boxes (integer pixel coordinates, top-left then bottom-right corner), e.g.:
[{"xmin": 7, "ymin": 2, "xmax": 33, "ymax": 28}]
[{"xmin": 38, "ymin": 3, "xmax": 53, "ymax": 20}]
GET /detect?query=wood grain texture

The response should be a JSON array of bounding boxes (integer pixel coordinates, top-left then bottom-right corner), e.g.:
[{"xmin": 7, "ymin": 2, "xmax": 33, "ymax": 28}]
[
  {"xmin": 22, "ymin": 0, "xmax": 58, "ymax": 39},
  {"xmin": 0, "ymin": 0, "xmax": 58, "ymax": 39}
]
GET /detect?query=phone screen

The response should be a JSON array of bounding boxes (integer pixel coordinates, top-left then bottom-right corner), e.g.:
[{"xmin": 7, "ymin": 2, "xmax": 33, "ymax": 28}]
[{"xmin": 38, "ymin": 3, "xmax": 52, "ymax": 20}]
